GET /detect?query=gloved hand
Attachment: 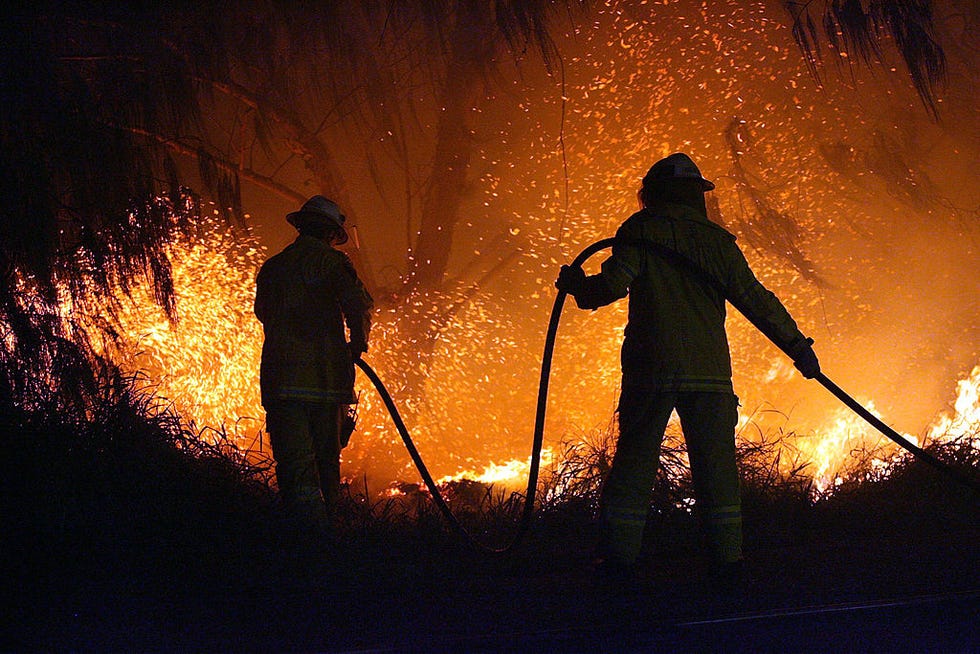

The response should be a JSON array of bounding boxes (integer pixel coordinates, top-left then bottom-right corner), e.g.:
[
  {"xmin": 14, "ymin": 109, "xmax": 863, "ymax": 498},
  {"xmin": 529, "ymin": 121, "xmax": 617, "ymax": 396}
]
[
  {"xmin": 555, "ymin": 264, "xmax": 586, "ymax": 295},
  {"xmin": 348, "ymin": 340, "xmax": 368, "ymax": 361},
  {"xmin": 789, "ymin": 337, "xmax": 820, "ymax": 379}
]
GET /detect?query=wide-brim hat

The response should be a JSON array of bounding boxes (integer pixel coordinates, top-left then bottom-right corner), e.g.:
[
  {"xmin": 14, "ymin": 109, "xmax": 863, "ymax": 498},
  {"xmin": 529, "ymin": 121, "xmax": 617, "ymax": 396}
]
[
  {"xmin": 643, "ymin": 152, "xmax": 715, "ymax": 192},
  {"xmin": 286, "ymin": 195, "xmax": 349, "ymax": 244}
]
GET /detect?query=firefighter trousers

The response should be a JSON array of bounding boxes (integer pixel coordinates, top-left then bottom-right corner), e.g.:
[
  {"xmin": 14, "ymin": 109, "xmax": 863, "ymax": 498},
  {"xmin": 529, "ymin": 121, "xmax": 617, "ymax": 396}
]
[
  {"xmin": 266, "ymin": 400, "xmax": 343, "ymax": 530},
  {"xmin": 599, "ymin": 389, "xmax": 742, "ymax": 566}
]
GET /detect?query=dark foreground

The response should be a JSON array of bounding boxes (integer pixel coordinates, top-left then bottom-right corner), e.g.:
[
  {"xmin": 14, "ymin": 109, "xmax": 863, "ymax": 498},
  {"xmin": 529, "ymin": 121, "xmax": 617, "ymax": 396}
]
[
  {"xmin": 4, "ymin": 413, "xmax": 979, "ymax": 653},
  {"xmin": 6, "ymin": 515, "xmax": 979, "ymax": 653}
]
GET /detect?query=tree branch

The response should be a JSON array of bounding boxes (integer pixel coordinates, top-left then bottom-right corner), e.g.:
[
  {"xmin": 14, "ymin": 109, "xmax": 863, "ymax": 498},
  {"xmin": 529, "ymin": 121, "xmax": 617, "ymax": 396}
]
[{"xmin": 125, "ymin": 127, "xmax": 305, "ymax": 204}]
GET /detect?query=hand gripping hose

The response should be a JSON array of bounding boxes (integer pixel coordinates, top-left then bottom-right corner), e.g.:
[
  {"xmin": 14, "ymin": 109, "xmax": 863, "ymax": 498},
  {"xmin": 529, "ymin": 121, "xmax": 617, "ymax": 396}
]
[
  {"xmin": 590, "ymin": 237, "xmax": 980, "ymax": 494},
  {"xmin": 355, "ymin": 237, "xmax": 978, "ymax": 554}
]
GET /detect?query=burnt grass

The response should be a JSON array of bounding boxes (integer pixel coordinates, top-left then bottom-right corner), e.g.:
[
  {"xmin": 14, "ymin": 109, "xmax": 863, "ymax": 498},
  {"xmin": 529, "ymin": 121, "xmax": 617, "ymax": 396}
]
[{"xmin": 3, "ymin": 390, "xmax": 979, "ymax": 653}]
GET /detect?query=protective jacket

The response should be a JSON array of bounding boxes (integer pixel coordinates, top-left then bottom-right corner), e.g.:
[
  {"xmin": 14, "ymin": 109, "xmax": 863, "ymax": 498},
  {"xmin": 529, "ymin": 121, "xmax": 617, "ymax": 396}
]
[
  {"xmin": 255, "ymin": 234, "xmax": 373, "ymax": 406},
  {"xmin": 577, "ymin": 200, "xmax": 808, "ymax": 392}
]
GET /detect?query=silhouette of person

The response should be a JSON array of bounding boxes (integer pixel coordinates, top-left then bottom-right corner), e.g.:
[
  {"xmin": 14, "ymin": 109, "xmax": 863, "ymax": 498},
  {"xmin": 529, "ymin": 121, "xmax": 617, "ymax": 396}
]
[
  {"xmin": 255, "ymin": 196, "xmax": 373, "ymax": 534},
  {"xmin": 556, "ymin": 153, "xmax": 819, "ymax": 586}
]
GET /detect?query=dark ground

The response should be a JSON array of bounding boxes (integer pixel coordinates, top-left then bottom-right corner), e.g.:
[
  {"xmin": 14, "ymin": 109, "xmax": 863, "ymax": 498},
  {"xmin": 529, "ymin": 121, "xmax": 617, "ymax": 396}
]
[
  {"xmin": 3, "ymin": 416, "xmax": 979, "ymax": 653},
  {"xmin": 6, "ymin": 510, "xmax": 979, "ymax": 652}
]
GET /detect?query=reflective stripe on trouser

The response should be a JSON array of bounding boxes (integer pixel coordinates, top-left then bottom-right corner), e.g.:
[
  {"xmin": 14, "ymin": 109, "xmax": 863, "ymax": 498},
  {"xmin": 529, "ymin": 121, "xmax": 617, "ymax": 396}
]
[
  {"xmin": 600, "ymin": 388, "xmax": 741, "ymax": 565},
  {"xmin": 681, "ymin": 392, "xmax": 742, "ymax": 563},
  {"xmin": 599, "ymin": 391, "xmax": 675, "ymax": 565},
  {"xmin": 703, "ymin": 504, "xmax": 742, "ymax": 564},
  {"xmin": 599, "ymin": 504, "xmax": 650, "ymax": 565},
  {"xmin": 265, "ymin": 400, "xmax": 343, "ymax": 524}
]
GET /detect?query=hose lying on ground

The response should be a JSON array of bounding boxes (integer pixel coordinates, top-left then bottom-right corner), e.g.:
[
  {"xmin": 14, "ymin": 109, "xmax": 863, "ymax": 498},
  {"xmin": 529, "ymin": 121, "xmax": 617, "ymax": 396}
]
[{"xmin": 353, "ymin": 238, "xmax": 979, "ymax": 554}]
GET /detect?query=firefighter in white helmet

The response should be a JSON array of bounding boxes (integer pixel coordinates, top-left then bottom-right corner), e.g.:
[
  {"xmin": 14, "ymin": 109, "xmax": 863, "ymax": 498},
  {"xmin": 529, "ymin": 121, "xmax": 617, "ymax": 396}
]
[
  {"xmin": 556, "ymin": 153, "xmax": 819, "ymax": 586},
  {"xmin": 255, "ymin": 195, "xmax": 373, "ymax": 534}
]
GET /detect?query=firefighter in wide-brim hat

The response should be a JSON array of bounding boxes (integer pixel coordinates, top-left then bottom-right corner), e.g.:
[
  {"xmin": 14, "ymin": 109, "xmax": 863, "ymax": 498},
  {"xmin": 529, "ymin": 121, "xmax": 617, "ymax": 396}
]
[
  {"xmin": 556, "ymin": 153, "xmax": 819, "ymax": 588},
  {"xmin": 255, "ymin": 195, "xmax": 373, "ymax": 533}
]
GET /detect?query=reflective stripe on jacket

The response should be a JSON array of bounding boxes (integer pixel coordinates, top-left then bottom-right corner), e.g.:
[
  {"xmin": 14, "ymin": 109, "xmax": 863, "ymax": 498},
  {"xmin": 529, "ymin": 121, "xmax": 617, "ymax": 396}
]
[
  {"xmin": 255, "ymin": 234, "xmax": 373, "ymax": 405},
  {"xmin": 589, "ymin": 201, "xmax": 807, "ymax": 392}
]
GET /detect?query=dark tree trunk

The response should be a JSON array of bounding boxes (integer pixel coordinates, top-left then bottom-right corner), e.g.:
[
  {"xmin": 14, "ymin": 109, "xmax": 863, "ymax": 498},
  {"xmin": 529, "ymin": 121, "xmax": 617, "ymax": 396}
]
[{"xmin": 404, "ymin": 3, "xmax": 494, "ymax": 292}]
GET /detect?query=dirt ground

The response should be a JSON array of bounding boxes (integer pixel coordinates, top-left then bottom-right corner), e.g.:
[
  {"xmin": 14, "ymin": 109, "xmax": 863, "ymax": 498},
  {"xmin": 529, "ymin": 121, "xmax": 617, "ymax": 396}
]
[{"xmin": 7, "ymin": 516, "xmax": 979, "ymax": 653}]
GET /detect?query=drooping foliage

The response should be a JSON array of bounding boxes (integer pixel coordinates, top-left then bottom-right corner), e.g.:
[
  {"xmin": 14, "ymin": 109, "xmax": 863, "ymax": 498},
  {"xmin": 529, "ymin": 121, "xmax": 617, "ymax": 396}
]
[
  {"xmin": 0, "ymin": 1, "xmax": 590, "ymax": 416},
  {"xmin": 783, "ymin": 1, "xmax": 947, "ymax": 118},
  {"xmin": 723, "ymin": 118, "xmax": 824, "ymax": 285},
  {"xmin": 0, "ymin": 2, "xmax": 350, "ymax": 413},
  {"xmin": 0, "ymin": 6, "xmax": 205, "ymax": 412}
]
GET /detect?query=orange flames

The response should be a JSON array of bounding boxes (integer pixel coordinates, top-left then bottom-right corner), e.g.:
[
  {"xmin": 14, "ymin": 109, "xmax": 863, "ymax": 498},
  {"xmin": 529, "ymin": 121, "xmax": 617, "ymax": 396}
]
[
  {"xmin": 437, "ymin": 448, "xmax": 555, "ymax": 488},
  {"xmin": 927, "ymin": 366, "xmax": 980, "ymax": 444},
  {"xmin": 85, "ymin": 1, "xmax": 977, "ymax": 499},
  {"xmin": 97, "ymin": 217, "xmax": 978, "ymax": 499},
  {"xmin": 99, "ymin": 216, "xmax": 268, "ymax": 450},
  {"xmin": 790, "ymin": 366, "xmax": 980, "ymax": 495}
]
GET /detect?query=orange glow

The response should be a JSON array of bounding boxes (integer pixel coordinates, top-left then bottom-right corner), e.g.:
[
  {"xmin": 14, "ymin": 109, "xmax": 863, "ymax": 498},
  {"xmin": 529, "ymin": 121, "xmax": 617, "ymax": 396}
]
[
  {"xmin": 437, "ymin": 448, "xmax": 554, "ymax": 488},
  {"xmin": 96, "ymin": 217, "xmax": 268, "ymax": 453},
  {"xmin": 793, "ymin": 401, "xmax": 904, "ymax": 495},
  {"xmin": 97, "ymin": 218, "xmax": 978, "ymax": 498},
  {"xmin": 927, "ymin": 366, "xmax": 980, "ymax": 444},
  {"xmin": 87, "ymin": 1, "xmax": 976, "ymax": 498},
  {"xmin": 786, "ymin": 368, "xmax": 980, "ymax": 495}
]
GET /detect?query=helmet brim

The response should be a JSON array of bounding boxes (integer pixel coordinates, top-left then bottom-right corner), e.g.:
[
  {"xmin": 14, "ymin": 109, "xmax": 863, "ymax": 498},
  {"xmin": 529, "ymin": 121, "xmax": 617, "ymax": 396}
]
[{"xmin": 286, "ymin": 210, "xmax": 349, "ymax": 244}]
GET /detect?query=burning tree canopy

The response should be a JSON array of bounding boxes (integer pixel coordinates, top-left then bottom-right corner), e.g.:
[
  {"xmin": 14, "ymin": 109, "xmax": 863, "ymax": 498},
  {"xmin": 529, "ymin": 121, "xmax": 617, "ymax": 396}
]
[{"xmin": 1, "ymin": 1, "xmax": 976, "ymax": 490}]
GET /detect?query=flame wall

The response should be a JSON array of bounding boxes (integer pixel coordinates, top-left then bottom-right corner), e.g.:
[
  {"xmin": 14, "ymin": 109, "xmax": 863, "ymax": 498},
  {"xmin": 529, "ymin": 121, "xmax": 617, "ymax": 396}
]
[{"xmin": 104, "ymin": 0, "xmax": 978, "ymax": 492}]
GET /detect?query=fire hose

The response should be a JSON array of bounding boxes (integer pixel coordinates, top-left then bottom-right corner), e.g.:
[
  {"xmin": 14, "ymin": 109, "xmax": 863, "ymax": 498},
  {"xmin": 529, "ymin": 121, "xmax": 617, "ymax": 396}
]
[{"xmin": 354, "ymin": 237, "xmax": 980, "ymax": 553}]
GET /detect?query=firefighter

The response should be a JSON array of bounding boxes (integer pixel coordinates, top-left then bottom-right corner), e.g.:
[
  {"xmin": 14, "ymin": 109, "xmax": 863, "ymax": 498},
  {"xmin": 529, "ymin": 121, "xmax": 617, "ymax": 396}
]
[
  {"xmin": 555, "ymin": 153, "xmax": 819, "ymax": 585},
  {"xmin": 255, "ymin": 195, "xmax": 373, "ymax": 534}
]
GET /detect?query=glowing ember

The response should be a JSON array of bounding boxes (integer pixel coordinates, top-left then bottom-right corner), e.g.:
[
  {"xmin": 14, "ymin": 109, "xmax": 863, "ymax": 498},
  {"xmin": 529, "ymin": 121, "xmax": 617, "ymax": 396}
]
[
  {"xmin": 100, "ymin": 218, "xmax": 268, "ymax": 451},
  {"xmin": 94, "ymin": 205, "xmax": 976, "ymax": 497}
]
